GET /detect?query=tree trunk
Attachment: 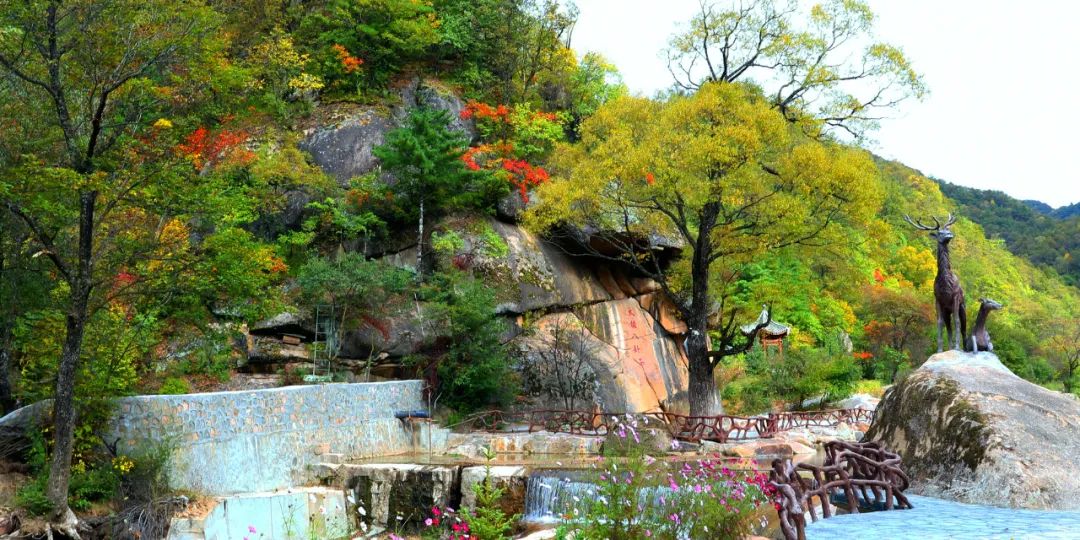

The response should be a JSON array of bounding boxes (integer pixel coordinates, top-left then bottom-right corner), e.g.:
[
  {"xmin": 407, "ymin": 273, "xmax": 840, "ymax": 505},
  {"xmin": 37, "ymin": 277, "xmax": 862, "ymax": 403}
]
[
  {"xmin": 687, "ymin": 328, "xmax": 721, "ymax": 416},
  {"xmin": 416, "ymin": 197, "xmax": 425, "ymax": 274},
  {"xmin": 46, "ymin": 191, "xmax": 96, "ymax": 537},
  {"xmin": 686, "ymin": 204, "xmax": 721, "ymax": 417},
  {"xmin": 0, "ymin": 224, "xmax": 12, "ymax": 414},
  {"xmin": 0, "ymin": 322, "xmax": 14, "ymax": 414}
]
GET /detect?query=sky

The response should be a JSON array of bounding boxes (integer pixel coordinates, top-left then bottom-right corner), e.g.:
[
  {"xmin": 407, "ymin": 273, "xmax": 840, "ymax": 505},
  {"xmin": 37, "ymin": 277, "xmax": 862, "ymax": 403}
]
[{"xmin": 573, "ymin": 0, "xmax": 1080, "ymax": 208}]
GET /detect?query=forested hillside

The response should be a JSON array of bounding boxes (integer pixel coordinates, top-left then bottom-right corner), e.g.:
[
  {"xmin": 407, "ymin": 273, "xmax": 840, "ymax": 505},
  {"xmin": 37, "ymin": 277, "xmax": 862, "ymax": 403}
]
[
  {"xmin": 1, "ymin": 0, "xmax": 1079, "ymax": 533},
  {"xmin": 938, "ymin": 180, "xmax": 1080, "ymax": 286}
]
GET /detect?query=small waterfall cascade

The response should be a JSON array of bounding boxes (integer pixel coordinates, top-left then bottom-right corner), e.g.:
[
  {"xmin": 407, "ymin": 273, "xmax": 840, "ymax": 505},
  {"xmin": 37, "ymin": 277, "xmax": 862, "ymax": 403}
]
[{"xmin": 523, "ymin": 469, "xmax": 596, "ymax": 523}]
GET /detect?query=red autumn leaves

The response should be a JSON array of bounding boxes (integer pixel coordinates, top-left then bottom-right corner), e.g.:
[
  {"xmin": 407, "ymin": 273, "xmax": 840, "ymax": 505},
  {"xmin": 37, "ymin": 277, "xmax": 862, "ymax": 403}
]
[
  {"xmin": 178, "ymin": 126, "xmax": 253, "ymax": 170},
  {"xmin": 459, "ymin": 101, "xmax": 554, "ymax": 203},
  {"xmin": 331, "ymin": 44, "xmax": 364, "ymax": 73}
]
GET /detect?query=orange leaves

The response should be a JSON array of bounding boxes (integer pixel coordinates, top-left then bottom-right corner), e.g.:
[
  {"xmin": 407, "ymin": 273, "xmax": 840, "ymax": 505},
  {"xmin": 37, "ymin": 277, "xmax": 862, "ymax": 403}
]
[
  {"xmin": 460, "ymin": 101, "xmax": 509, "ymax": 121},
  {"xmin": 460, "ymin": 144, "xmax": 550, "ymax": 203},
  {"xmin": 873, "ymin": 268, "xmax": 886, "ymax": 283},
  {"xmin": 502, "ymin": 159, "xmax": 550, "ymax": 203},
  {"xmin": 331, "ymin": 44, "xmax": 364, "ymax": 73},
  {"xmin": 178, "ymin": 126, "xmax": 253, "ymax": 170}
]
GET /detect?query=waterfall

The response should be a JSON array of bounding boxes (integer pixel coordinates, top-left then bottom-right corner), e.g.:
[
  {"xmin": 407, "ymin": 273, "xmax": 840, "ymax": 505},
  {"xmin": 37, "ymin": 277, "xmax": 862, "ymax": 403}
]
[{"xmin": 523, "ymin": 470, "xmax": 596, "ymax": 523}]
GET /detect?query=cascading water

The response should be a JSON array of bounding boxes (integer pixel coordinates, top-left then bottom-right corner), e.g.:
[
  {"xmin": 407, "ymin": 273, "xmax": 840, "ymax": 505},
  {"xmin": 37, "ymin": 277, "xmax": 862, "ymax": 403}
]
[{"xmin": 523, "ymin": 469, "xmax": 597, "ymax": 523}]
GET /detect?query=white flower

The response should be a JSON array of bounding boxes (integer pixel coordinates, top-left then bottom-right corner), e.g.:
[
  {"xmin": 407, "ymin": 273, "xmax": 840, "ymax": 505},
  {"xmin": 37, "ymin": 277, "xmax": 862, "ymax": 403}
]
[{"xmin": 357, "ymin": 506, "xmax": 367, "ymax": 516}]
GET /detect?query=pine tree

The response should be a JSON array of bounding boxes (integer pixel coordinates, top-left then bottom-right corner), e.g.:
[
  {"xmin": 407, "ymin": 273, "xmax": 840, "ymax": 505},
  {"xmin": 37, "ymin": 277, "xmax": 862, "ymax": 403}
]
[{"xmin": 375, "ymin": 108, "xmax": 498, "ymax": 272}]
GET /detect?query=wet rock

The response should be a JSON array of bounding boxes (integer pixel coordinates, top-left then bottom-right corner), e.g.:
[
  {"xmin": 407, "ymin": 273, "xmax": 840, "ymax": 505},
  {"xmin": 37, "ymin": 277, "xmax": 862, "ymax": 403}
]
[
  {"xmin": 460, "ymin": 465, "xmax": 527, "ymax": 516},
  {"xmin": 443, "ymin": 432, "xmax": 603, "ymax": 457},
  {"xmin": 343, "ymin": 464, "xmax": 458, "ymax": 531},
  {"xmin": 868, "ymin": 350, "xmax": 1080, "ymax": 510}
]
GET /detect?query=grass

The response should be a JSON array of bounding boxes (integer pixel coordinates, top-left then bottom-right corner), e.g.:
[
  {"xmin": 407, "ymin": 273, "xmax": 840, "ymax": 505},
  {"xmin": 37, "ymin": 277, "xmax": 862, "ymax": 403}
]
[{"xmin": 854, "ymin": 379, "xmax": 886, "ymax": 398}]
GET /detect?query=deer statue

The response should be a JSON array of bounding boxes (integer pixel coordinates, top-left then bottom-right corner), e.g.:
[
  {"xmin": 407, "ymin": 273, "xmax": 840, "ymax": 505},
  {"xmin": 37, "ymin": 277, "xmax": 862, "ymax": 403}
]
[
  {"xmin": 969, "ymin": 298, "xmax": 1003, "ymax": 352},
  {"xmin": 904, "ymin": 214, "xmax": 967, "ymax": 352}
]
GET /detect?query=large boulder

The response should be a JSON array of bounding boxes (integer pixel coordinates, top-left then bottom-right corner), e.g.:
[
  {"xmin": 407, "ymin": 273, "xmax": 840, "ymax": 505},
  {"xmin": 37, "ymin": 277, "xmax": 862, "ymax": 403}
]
[
  {"xmin": 299, "ymin": 79, "xmax": 474, "ymax": 187},
  {"xmin": 866, "ymin": 350, "xmax": 1080, "ymax": 510},
  {"xmin": 513, "ymin": 299, "xmax": 690, "ymax": 413},
  {"xmin": 433, "ymin": 216, "xmax": 612, "ymax": 314},
  {"xmin": 299, "ymin": 107, "xmax": 395, "ymax": 187}
]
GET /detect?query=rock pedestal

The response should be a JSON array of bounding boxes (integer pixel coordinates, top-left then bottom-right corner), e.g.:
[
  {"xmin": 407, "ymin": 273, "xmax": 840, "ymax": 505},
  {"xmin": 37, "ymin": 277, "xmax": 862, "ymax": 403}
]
[{"xmin": 867, "ymin": 350, "xmax": 1080, "ymax": 510}]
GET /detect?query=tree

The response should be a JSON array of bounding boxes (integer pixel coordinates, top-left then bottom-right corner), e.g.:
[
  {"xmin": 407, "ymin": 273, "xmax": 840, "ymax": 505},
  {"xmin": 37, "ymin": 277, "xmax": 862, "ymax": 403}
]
[
  {"xmin": 295, "ymin": 254, "xmax": 412, "ymax": 366},
  {"xmin": 665, "ymin": 0, "xmax": 925, "ymax": 139},
  {"xmin": 859, "ymin": 282, "xmax": 934, "ymax": 363},
  {"xmin": 423, "ymin": 270, "xmax": 517, "ymax": 412},
  {"xmin": 0, "ymin": 1, "xmax": 244, "ymax": 532},
  {"xmin": 526, "ymin": 82, "xmax": 881, "ymax": 415},
  {"xmin": 1045, "ymin": 319, "xmax": 1080, "ymax": 394},
  {"xmin": 374, "ymin": 108, "xmax": 501, "ymax": 273}
]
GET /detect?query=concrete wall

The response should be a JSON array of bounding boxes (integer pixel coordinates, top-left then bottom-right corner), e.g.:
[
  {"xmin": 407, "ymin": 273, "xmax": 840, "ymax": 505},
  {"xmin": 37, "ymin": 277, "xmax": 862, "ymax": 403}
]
[{"xmin": 106, "ymin": 381, "xmax": 425, "ymax": 495}]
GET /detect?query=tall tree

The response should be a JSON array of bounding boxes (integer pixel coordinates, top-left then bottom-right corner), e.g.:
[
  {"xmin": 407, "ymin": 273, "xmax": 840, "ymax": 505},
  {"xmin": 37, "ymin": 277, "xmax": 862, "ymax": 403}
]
[
  {"xmin": 374, "ymin": 108, "xmax": 501, "ymax": 272},
  {"xmin": 665, "ymin": 0, "xmax": 925, "ymax": 139},
  {"xmin": 526, "ymin": 82, "xmax": 881, "ymax": 415},
  {"xmin": 0, "ymin": 0, "xmax": 220, "ymax": 533}
]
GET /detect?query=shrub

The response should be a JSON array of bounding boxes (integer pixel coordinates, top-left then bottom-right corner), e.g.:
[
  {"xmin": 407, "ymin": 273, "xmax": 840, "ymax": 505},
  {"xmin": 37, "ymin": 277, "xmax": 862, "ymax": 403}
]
[
  {"xmin": 423, "ymin": 271, "xmax": 518, "ymax": 412},
  {"xmin": 463, "ymin": 448, "xmax": 518, "ymax": 539},
  {"xmin": 158, "ymin": 377, "xmax": 192, "ymax": 395},
  {"xmin": 15, "ymin": 477, "xmax": 52, "ymax": 516}
]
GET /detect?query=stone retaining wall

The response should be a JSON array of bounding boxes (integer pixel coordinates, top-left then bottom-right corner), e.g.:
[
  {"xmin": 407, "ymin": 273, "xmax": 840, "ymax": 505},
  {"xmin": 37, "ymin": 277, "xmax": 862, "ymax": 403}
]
[{"xmin": 106, "ymin": 381, "xmax": 425, "ymax": 495}]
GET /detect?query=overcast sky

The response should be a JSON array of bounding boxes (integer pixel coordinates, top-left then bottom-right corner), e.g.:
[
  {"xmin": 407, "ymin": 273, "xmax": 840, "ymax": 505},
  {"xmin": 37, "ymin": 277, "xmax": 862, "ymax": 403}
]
[{"xmin": 573, "ymin": 0, "xmax": 1080, "ymax": 208}]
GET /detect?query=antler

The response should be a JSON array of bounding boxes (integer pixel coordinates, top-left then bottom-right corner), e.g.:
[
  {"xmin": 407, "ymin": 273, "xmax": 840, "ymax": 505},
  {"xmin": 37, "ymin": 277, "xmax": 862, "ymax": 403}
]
[
  {"xmin": 903, "ymin": 215, "xmax": 938, "ymax": 231},
  {"xmin": 903, "ymin": 214, "xmax": 957, "ymax": 230}
]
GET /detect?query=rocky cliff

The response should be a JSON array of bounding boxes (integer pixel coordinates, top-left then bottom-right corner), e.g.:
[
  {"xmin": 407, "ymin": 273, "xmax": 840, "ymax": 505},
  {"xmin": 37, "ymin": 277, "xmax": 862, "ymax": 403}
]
[
  {"xmin": 252, "ymin": 80, "xmax": 693, "ymax": 414},
  {"xmin": 867, "ymin": 350, "xmax": 1080, "ymax": 510}
]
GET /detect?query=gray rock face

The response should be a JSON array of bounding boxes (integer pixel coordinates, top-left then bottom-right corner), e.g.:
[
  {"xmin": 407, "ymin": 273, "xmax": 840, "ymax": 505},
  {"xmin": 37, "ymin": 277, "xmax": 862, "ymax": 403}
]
[
  {"xmin": 439, "ymin": 216, "xmax": 611, "ymax": 314},
  {"xmin": 867, "ymin": 350, "xmax": 1080, "ymax": 510},
  {"xmin": 299, "ymin": 109, "xmax": 394, "ymax": 187},
  {"xmin": 299, "ymin": 79, "xmax": 474, "ymax": 187}
]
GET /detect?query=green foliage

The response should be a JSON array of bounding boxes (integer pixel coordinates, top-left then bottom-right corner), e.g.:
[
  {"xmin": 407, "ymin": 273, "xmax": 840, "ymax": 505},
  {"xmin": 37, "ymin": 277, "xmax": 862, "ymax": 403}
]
[
  {"xmin": 300, "ymin": 0, "xmax": 441, "ymax": 94},
  {"xmin": 376, "ymin": 108, "xmax": 503, "ymax": 216},
  {"xmin": 157, "ymin": 377, "xmax": 192, "ymax": 395},
  {"xmin": 726, "ymin": 346, "xmax": 860, "ymax": 412},
  {"xmin": 15, "ymin": 476, "xmax": 53, "ymax": 516},
  {"xmin": 462, "ymin": 449, "xmax": 518, "ymax": 540},
  {"xmin": 939, "ymin": 180, "xmax": 1080, "ymax": 287},
  {"xmin": 422, "ymin": 270, "xmax": 516, "ymax": 412}
]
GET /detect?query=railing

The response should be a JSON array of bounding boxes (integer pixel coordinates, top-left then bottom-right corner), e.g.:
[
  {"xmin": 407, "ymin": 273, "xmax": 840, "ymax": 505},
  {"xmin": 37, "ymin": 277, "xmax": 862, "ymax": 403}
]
[
  {"xmin": 769, "ymin": 440, "xmax": 912, "ymax": 540},
  {"xmin": 770, "ymin": 408, "xmax": 874, "ymax": 431},
  {"xmin": 444, "ymin": 407, "xmax": 874, "ymax": 443}
]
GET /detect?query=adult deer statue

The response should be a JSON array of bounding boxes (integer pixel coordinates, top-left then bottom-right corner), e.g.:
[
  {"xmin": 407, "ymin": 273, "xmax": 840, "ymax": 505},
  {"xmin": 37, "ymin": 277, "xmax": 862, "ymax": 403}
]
[
  {"xmin": 905, "ymin": 214, "xmax": 967, "ymax": 352},
  {"xmin": 969, "ymin": 298, "xmax": 1003, "ymax": 352}
]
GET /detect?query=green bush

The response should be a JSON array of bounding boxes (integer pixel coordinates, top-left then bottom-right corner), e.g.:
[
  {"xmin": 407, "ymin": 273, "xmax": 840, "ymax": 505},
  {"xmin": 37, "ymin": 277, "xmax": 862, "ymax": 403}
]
[
  {"xmin": 15, "ymin": 477, "xmax": 52, "ymax": 516},
  {"xmin": 463, "ymin": 449, "xmax": 518, "ymax": 540},
  {"xmin": 158, "ymin": 377, "xmax": 192, "ymax": 395},
  {"xmin": 423, "ymin": 270, "xmax": 517, "ymax": 412}
]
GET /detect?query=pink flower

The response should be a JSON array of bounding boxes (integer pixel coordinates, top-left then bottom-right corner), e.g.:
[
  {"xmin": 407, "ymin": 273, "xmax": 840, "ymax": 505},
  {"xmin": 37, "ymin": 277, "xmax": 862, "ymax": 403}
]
[
  {"xmin": 248, "ymin": 525, "xmax": 257, "ymax": 534},
  {"xmin": 425, "ymin": 518, "xmax": 434, "ymax": 527}
]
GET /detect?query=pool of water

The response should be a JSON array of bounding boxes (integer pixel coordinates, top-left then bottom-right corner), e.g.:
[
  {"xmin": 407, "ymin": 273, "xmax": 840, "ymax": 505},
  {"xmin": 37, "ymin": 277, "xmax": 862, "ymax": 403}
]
[{"xmin": 804, "ymin": 494, "xmax": 1080, "ymax": 539}]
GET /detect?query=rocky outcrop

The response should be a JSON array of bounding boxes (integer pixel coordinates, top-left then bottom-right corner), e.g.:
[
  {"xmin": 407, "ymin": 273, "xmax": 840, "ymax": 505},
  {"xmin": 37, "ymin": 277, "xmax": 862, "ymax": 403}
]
[
  {"xmin": 341, "ymin": 464, "xmax": 458, "ymax": 532},
  {"xmin": 460, "ymin": 466, "xmax": 528, "ymax": 515},
  {"xmin": 299, "ymin": 79, "xmax": 473, "ymax": 187},
  {"xmin": 299, "ymin": 108, "xmax": 395, "ymax": 187},
  {"xmin": 867, "ymin": 350, "xmax": 1080, "ymax": 510}
]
